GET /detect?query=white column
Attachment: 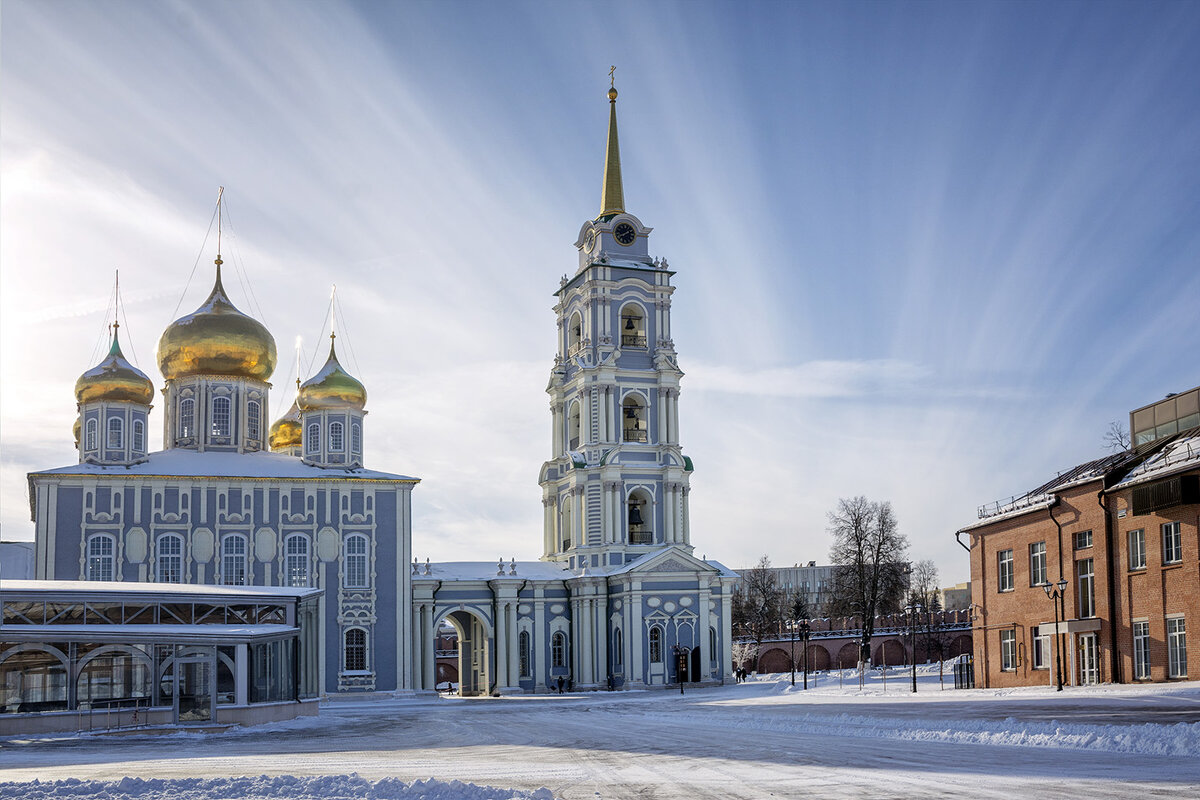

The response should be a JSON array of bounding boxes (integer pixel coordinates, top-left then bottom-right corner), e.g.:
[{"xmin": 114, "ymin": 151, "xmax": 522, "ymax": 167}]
[
  {"xmin": 235, "ymin": 643, "xmax": 249, "ymax": 705},
  {"xmin": 682, "ymin": 486, "xmax": 691, "ymax": 544},
  {"xmin": 422, "ymin": 603, "xmax": 435, "ymax": 690},
  {"xmin": 699, "ymin": 585, "xmax": 712, "ymax": 677},
  {"xmin": 574, "ymin": 488, "xmax": 583, "ymax": 548},
  {"xmin": 720, "ymin": 585, "xmax": 733, "ymax": 681},
  {"xmin": 581, "ymin": 388, "xmax": 592, "ymax": 446},
  {"xmin": 657, "ymin": 392, "xmax": 667, "ymax": 445},
  {"xmin": 671, "ymin": 392, "xmax": 680, "ymax": 442},
  {"xmin": 494, "ymin": 598, "xmax": 509, "ymax": 690},
  {"xmin": 596, "ymin": 593, "xmax": 608, "ymax": 687},
  {"xmin": 507, "ymin": 603, "xmax": 520, "ymax": 688},
  {"xmin": 552, "ymin": 402, "xmax": 562, "ymax": 456}
]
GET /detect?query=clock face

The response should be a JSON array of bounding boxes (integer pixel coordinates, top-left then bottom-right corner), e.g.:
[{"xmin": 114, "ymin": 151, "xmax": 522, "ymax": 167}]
[
  {"xmin": 613, "ymin": 222, "xmax": 636, "ymax": 246},
  {"xmin": 583, "ymin": 229, "xmax": 596, "ymax": 252}
]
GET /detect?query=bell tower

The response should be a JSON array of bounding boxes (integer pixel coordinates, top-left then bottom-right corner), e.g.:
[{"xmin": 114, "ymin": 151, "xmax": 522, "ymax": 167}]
[{"xmin": 539, "ymin": 80, "xmax": 693, "ymax": 570}]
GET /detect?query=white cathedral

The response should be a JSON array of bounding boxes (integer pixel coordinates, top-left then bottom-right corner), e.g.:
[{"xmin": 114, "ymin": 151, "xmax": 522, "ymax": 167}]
[{"xmin": 18, "ymin": 83, "xmax": 737, "ymax": 701}]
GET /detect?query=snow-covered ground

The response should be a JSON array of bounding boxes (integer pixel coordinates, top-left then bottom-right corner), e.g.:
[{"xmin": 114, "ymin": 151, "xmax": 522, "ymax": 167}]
[{"xmin": 3, "ymin": 666, "xmax": 1200, "ymax": 799}]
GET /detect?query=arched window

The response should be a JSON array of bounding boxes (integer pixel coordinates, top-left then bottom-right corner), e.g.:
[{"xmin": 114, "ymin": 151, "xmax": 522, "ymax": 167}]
[
  {"xmin": 179, "ymin": 398, "xmax": 195, "ymax": 438},
  {"xmin": 613, "ymin": 628, "xmax": 623, "ymax": 668},
  {"xmin": 344, "ymin": 628, "xmax": 367, "ymax": 672},
  {"xmin": 551, "ymin": 631, "xmax": 567, "ymax": 668},
  {"xmin": 351, "ymin": 423, "xmax": 361, "ymax": 453},
  {"xmin": 567, "ymin": 400, "xmax": 581, "ymax": 450},
  {"xmin": 567, "ymin": 311, "xmax": 583, "ymax": 355},
  {"xmin": 132, "ymin": 420, "xmax": 145, "ymax": 452},
  {"xmin": 247, "ymin": 400, "xmax": 261, "ymax": 441},
  {"xmin": 107, "ymin": 417, "xmax": 123, "ymax": 449},
  {"xmin": 156, "ymin": 534, "xmax": 183, "ymax": 583},
  {"xmin": 619, "ymin": 303, "xmax": 647, "ymax": 348},
  {"xmin": 86, "ymin": 534, "xmax": 115, "ymax": 581},
  {"xmin": 211, "ymin": 397, "xmax": 231, "ymax": 437},
  {"xmin": 649, "ymin": 625, "xmax": 663, "ymax": 663},
  {"xmin": 622, "ymin": 396, "xmax": 647, "ymax": 443},
  {"xmin": 559, "ymin": 501, "xmax": 573, "ymax": 552},
  {"xmin": 344, "ymin": 534, "xmax": 369, "ymax": 588},
  {"xmin": 519, "ymin": 631, "xmax": 531, "ymax": 678},
  {"xmin": 329, "ymin": 421, "xmax": 344, "ymax": 452},
  {"xmin": 221, "ymin": 534, "xmax": 247, "ymax": 586},
  {"xmin": 85, "ymin": 419, "xmax": 98, "ymax": 450},
  {"xmin": 306, "ymin": 423, "xmax": 320, "ymax": 454},
  {"xmin": 627, "ymin": 489, "xmax": 652, "ymax": 545},
  {"xmin": 285, "ymin": 534, "xmax": 309, "ymax": 587},
  {"xmin": 710, "ymin": 627, "xmax": 718, "ymax": 660}
]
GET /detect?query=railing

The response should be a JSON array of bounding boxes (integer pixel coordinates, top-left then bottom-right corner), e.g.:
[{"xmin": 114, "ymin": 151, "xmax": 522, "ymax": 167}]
[
  {"xmin": 629, "ymin": 531, "xmax": 654, "ymax": 545},
  {"xmin": 561, "ymin": 539, "xmax": 571, "ymax": 551},
  {"xmin": 82, "ymin": 696, "xmax": 151, "ymax": 732},
  {"xmin": 569, "ymin": 437, "xmax": 580, "ymax": 450},
  {"xmin": 621, "ymin": 334, "xmax": 647, "ymax": 348},
  {"xmin": 568, "ymin": 342, "xmax": 584, "ymax": 357},
  {"xmin": 623, "ymin": 429, "xmax": 648, "ymax": 443},
  {"xmin": 977, "ymin": 492, "xmax": 1052, "ymax": 519}
]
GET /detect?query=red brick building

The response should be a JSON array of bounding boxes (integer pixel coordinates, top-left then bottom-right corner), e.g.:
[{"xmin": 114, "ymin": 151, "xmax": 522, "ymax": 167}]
[{"xmin": 959, "ymin": 387, "xmax": 1199, "ymax": 688}]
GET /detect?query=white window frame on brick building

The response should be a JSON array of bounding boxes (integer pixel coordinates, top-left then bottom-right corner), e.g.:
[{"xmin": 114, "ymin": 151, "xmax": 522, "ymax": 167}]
[
  {"xmin": 1031, "ymin": 626, "xmax": 1050, "ymax": 670},
  {"xmin": 1133, "ymin": 620, "xmax": 1151, "ymax": 680},
  {"xmin": 1077, "ymin": 558, "xmax": 1095, "ymax": 618},
  {"xmin": 1128, "ymin": 529, "xmax": 1146, "ymax": 571},
  {"xmin": 997, "ymin": 549, "xmax": 1014, "ymax": 592},
  {"xmin": 999, "ymin": 629, "xmax": 1016, "ymax": 671},
  {"xmin": 1162, "ymin": 521, "xmax": 1183, "ymax": 565},
  {"xmin": 1167, "ymin": 617, "xmax": 1187, "ymax": 678},
  {"xmin": 1029, "ymin": 541, "xmax": 1047, "ymax": 587}
]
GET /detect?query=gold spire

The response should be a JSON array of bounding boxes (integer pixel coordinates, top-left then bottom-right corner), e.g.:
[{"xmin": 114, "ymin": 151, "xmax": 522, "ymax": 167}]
[{"xmin": 599, "ymin": 68, "xmax": 624, "ymax": 219}]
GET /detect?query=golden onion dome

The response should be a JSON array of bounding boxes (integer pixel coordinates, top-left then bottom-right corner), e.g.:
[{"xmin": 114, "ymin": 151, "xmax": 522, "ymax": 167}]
[
  {"xmin": 157, "ymin": 263, "xmax": 277, "ymax": 382},
  {"xmin": 269, "ymin": 398, "xmax": 303, "ymax": 451},
  {"xmin": 75, "ymin": 326, "xmax": 155, "ymax": 405},
  {"xmin": 298, "ymin": 336, "xmax": 366, "ymax": 411},
  {"xmin": 73, "ymin": 416, "xmax": 81, "ymax": 446}
]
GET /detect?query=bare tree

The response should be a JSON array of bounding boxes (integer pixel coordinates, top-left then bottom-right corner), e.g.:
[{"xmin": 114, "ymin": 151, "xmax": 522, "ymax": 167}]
[
  {"xmin": 1104, "ymin": 421, "xmax": 1130, "ymax": 453},
  {"xmin": 826, "ymin": 496, "xmax": 910, "ymax": 668},
  {"xmin": 909, "ymin": 559, "xmax": 939, "ymax": 609},
  {"xmin": 731, "ymin": 640, "xmax": 758, "ymax": 673},
  {"xmin": 732, "ymin": 555, "xmax": 784, "ymax": 667}
]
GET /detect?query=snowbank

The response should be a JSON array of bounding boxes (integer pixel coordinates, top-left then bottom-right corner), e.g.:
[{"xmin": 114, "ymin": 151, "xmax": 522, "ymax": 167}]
[{"xmin": 0, "ymin": 775, "xmax": 559, "ymax": 800}]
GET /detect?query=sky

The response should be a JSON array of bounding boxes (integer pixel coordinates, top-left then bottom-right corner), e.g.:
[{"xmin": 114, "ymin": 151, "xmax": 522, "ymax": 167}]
[{"xmin": 3, "ymin": 1, "xmax": 1199, "ymax": 586}]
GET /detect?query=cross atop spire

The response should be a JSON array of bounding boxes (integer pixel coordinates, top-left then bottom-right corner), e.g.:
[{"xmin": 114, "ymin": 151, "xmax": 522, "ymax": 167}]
[{"xmin": 599, "ymin": 73, "xmax": 625, "ymax": 219}]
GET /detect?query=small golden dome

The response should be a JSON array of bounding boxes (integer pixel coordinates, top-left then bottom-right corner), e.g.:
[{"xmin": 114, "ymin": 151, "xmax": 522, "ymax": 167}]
[
  {"xmin": 157, "ymin": 264, "xmax": 277, "ymax": 382},
  {"xmin": 608, "ymin": 86, "xmax": 618, "ymax": 101},
  {"xmin": 73, "ymin": 416, "xmax": 81, "ymax": 446},
  {"xmin": 269, "ymin": 399, "xmax": 303, "ymax": 451},
  {"xmin": 298, "ymin": 337, "xmax": 366, "ymax": 411},
  {"xmin": 75, "ymin": 327, "xmax": 154, "ymax": 405}
]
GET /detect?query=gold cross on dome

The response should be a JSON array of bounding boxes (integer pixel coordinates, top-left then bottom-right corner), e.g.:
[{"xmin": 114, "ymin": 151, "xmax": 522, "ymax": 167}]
[{"xmin": 609, "ymin": 65, "xmax": 616, "ymax": 87}]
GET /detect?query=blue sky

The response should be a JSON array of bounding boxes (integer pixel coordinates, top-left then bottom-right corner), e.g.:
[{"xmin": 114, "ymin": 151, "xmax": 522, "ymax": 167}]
[{"xmin": 3, "ymin": 1, "xmax": 1199, "ymax": 585}]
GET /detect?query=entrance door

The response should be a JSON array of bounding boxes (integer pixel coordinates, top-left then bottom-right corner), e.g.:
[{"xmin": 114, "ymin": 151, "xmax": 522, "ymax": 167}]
[
  {"xmin": 175, "ymin": 658, "xmax": 214, "ymax": 723},
  {"xmin": 1077, "ymin": 633, "xmax": 1099, "ymax": 685}
]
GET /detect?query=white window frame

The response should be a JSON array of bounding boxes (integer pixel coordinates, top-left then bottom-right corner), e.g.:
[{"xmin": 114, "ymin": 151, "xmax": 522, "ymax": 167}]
[
  {"xmin": 1077, "ymin": 558, "xmax": 1095, "ymax": 618},
  {"xmin": 156, "ymin": 533, "xmax": 184, "ymax": 583},
  {"xmin": 285, "ymin": 534, "xmax": 310, "ymax": 588},
  {"xmin": 329, "ymin": 421, "xmax": 344, "ymax": 452},
  {"xmin": 351, "ymin": 422, "xmax": 362, "ymax": 453},
  {"xmin": 1168, "ymin": 617, "xmax": 1187, "ymax": 678},
  {"xmin": 997, "ymin": 549, "xmax": 1014, "ymax": 592},
  {"xmin": 221, "ymin": 533, "xmax": 248, "ymax": 586},
  {"xmin": 999, "ymin": 629, "xmax": 1016, "ymax": 671},
  {"xmin": 551, "ymin": 631, "xmax": 567, "ymax": 668},
  {"xmin": 1133, "ymin": 620, "xmax": 1151, "ymax": 680},
  {"xmin": 343, "ymin": 627, "xmax": 368, "ymax": 673},
  {"xmin": 86, "ymin": 534, "xmax": 115, "ymax": 581},
  {"xmin": 1163, "ymin": 522, "xmax": 1183, "ymax": 565},
  {"xmin": 1031, "ymin": 626, "xmax": 1050, "ymax": 670},
  {"xmin": 247, "ymin": 400, "xmax": 261, "ymax": 442},
  {"xmin": 1029, "ymin": 541, "xmax": 1047, "ymax": 587},
  {"xmin": 343, "ymin": 534, "xmax": 369, "ymax": 589},
  {"xmin": 132, "ymin": 419, "xmax": 145, "ymax": 452},
  {"xmin": 211, "ymin": 396, "xmax": 231, "ymax": 437},
  {"xmin": 306, "ymin": 423, "xmax": 320, "ymax": 454},
  {"xmin": 107, "ymin": 417, "xmax": 123, "ymax": 449},
  {"xmin": 85, "ymin": 419, "xmax": 98, "ymax": 450},
  {"xmin": 1074, "ymin": 529, "xmax": 1093, "ymax": 550},
  {"xmin": 179, "ymin": 398, "xmax": 195, "ymax": 438},
  {"xmin": 1128, "ymin": 529, "xmax": 1146, "ymax": 571},
  {"xmin": 518, "ymin": 631, "xmax": 531, "ymax": 678},
  {"xmin": 649, "ymin": 625, "xmax": 664, "ymax": 663}
]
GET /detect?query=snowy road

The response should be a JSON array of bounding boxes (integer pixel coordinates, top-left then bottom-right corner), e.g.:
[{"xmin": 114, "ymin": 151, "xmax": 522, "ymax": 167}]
[{"xmin": 3, "ymin": 674, "xmax": 1200, "ymax": 799}]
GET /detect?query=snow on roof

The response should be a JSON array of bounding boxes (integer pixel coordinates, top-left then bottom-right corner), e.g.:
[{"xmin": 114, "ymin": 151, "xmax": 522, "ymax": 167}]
[
  {"xmin": 1110, "ymin": 430, "xmax": 1200, "ymax": 490},
  {"xmin": 1, "ymin": 579, "xmax": 321, "ymax": 601},
  {"xmin": 27, "ymin": 448, "xmax": 418, "ymax": 483},
  {"xmin": 414, "ymin": 561, "xmax": 573, "ymax": 582},
  {"xmin": 970, "ymin": 451, "xmax": 1130, "ymax": 527},
  {"xmin": 0, "ymin": 623, "xmax": 297, "ymax": 639}
]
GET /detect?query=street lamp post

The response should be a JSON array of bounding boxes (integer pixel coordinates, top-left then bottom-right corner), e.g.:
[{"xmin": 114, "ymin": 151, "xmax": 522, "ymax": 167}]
[
  {"xmin": 799, "ymin": 621, "xmax": 811, "ymax": 690},
  {"xmin": 788, "ymin": 619, "xmax": 797, "ymax": 687},
  {"xmin": 1043, "ymin": 578, "xmax": 1069, "ymax": 691},
  {"xmin": 904, "ymin": 602, "xmax": 923, "ymax": 693}
]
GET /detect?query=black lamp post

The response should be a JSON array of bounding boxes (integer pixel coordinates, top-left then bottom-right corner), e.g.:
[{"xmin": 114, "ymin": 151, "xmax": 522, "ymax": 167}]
[
  {"xmin": 904, "ymin": 602, "xmax": 923, "ymax": 693},
  {"xmin": 799, "ymin": 621, "xmax": 811, "ymax": 689},
  {"xmin": 788, "ymin": 619, "xmax": 797, "ymax": 687},
  {"xmin": 1043, "ymin": 578, "xmax": 1069, "ymax": 691}
]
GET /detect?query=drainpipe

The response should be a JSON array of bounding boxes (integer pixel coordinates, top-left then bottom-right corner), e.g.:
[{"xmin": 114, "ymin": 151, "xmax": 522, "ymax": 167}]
[{"xmin": 1098, "ymin": 488, "xmax": 1120, "ymax": 683}]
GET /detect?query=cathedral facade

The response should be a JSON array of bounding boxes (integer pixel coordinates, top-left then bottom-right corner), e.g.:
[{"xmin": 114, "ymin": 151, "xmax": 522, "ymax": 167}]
[{"xmin": 22, "ymin": 83, "xmax": 735, "ymax": 700}]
